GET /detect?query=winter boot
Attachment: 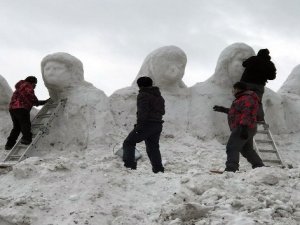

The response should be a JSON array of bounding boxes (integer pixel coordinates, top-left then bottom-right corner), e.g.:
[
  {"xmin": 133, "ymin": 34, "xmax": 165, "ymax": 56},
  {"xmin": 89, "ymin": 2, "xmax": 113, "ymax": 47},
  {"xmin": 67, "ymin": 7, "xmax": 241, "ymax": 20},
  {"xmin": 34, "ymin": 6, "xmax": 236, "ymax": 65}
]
[
  {"xmin": 152, "ymin": 166, "xmax": 164, "ymax": 174},
  {"xmin": 124, "ymin": 161, "xmax": 137, "ymax": 170},
  {"xmin": 20, "ymin": 139, "xmax": 32, "ymax": 145}
]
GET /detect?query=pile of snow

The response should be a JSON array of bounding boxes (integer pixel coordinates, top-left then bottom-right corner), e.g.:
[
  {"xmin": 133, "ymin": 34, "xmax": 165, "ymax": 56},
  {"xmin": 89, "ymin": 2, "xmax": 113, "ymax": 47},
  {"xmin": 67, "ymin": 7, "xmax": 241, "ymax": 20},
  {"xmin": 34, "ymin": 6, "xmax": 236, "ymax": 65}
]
[
  {"xmin": 0, "ymin": 44, "xmax": 300, "ymax": 224},
  {"xmin": 0, "ymin": 134, "xmax": 299, "ymax": 225}
]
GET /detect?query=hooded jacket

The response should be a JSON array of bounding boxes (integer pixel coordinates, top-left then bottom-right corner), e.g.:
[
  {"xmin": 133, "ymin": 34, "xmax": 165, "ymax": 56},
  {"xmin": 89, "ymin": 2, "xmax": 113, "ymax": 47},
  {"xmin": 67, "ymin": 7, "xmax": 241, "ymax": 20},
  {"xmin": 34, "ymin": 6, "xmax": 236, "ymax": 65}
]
[
  {"xmin": 228, "ymin": 90, "xmax": 259, "ymax": 130},
  {"xmin": 240, "ymin": 50, "xmax": 276, "ymax": 86},
  {"xmin": 9, "ymin": 80, "xmax": 38, "ymax": 110},
  {"xmin": 137, "ymin": 86, "xmax": 165, "ymax": 123}
]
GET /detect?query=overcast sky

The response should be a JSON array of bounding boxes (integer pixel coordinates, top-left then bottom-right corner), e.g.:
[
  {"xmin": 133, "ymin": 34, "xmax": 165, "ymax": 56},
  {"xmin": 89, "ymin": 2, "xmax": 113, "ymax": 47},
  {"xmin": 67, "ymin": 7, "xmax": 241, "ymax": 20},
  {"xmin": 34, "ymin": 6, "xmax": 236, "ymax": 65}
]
[{"xmin": 1, "ymin": 0, "xmax": 299, "ymax": 98}]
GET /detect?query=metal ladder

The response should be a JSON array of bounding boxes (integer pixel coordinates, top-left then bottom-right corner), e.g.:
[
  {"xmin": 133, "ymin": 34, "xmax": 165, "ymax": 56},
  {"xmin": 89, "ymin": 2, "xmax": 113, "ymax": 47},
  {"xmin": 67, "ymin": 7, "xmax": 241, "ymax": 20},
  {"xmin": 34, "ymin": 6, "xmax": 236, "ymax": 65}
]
[
  {"xmin": 1, "ymin": 99, "xmax": 66, "ymax": 166},
  {"xmin": 254, "ymin": 122, "xmax": 284, "ymax": 166}
]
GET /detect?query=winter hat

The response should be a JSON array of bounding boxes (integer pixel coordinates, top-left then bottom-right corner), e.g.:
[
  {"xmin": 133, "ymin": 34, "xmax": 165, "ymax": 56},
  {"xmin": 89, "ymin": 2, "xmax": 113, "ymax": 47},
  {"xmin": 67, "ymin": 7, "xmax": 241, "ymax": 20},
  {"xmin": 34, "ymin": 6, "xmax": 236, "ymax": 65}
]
[
  {"xmin": 25, "ymin": 76, "xmax": 37, "ymax": 84},
  {"xmin": 137, "ymin": 76, "xmax": 153, "ymax": 88},
  {"xmin": 257, "ymin": 49, "xmax": 271, "ymax": 60},
  {"xmin": 233, "ymin": 82, "xmax": 247, "ymax": 91}
]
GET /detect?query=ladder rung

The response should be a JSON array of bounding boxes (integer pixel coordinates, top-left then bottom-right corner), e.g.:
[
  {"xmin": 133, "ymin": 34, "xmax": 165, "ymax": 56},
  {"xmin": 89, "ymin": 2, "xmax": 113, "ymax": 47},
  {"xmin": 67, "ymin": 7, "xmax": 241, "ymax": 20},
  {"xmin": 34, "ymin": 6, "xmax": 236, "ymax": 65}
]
[
  {"xmin": 256, "ymin": 130, "xmax": 268, "ymax": 134},
  {"xmin": 255, "ymin": 140, "xmax": 273, "ymax": 144},
  {"xmin": 259, "ymin": 149, "xmax": 277, "ymax": 153},
  {"xmin": 9, "ymin": 155, "xmax": 21, "ymax": 159},
  {"xmin": 37, "ymin": 114, "xmax": 52, "ymax": 118},
  {"xmin": 47, "ymin": 104, "xmax": 58, "ymax": 108},
  {"xmin": 262, "ymin": 159, "xmax": 281, "ymax": 163},
  {"xmin": 32, "ymin": 123, "xmax": 44, "ymax": 127}
]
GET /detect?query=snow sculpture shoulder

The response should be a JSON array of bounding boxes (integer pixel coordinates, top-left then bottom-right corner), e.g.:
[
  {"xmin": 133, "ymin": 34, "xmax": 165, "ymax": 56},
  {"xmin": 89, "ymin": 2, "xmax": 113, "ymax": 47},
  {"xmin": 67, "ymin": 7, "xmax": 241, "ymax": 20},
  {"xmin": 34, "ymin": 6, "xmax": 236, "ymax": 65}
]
[
  {"xmin": 277, "ymin": 65, "xmax": 300, "ymax": 133},
  {"xmin": 188, "ymin": 43, "xmax": 255, "ymax": 141},
  {"xmin": 0, "ymin": 74, "xmax": 13, "ymax": 108},
  {"xmin": 0, "ymin": 74, "xmax": 13, "ymax": 141},
  {"xmin": 278, "ymin": 65, "xmax": 300, "ymax": 96},
  {"xmin": 40, "ymin": 52, "xmax": 114, "ymax": 150},
  {"xmin": 109, "ymin": 45, "xmax": 189, "ymax": 135}
]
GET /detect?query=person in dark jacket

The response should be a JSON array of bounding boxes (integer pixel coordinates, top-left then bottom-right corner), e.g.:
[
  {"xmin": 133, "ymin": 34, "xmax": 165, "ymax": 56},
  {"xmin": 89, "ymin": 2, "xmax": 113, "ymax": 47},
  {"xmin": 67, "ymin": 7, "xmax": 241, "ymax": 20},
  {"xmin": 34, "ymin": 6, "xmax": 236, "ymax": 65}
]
[
  {"xmin": 5, "ymin": 76, "xmax": 49, "ymax": 150},
  {"xmin": 213, "ymin": 82, "xmax": 265, "ymax": 172},
  {"xmin": 122, "ymin": 76, "xmax": 165, "ymax": 173},
  {"xmin": 240, "ymin": 48, "xmax": 276, "ymax": 121}
]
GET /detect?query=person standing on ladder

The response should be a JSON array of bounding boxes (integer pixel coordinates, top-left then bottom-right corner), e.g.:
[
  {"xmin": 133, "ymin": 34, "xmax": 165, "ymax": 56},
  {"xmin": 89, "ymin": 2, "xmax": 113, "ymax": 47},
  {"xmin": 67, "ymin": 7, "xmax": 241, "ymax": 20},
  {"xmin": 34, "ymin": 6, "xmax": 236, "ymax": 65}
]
[
  {"xmin": 240, "ymin": 48, "xmax": 277, "ymax": 122},
  {"xmin": 5, "ymin": 76, "xmax": 49, "ymax": 150}
]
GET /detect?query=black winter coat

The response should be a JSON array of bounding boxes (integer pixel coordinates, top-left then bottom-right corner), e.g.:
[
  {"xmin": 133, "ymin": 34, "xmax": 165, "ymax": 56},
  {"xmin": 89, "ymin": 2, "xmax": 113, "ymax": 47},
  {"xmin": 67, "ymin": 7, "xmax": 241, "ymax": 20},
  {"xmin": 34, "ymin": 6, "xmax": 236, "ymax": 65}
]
[
  {"xmin": 240, "ymin": 55, "xmax": 276, "ymax": 86},
  {"xmin": 136, "ymin": 86, "xmax": 165, "ymax": 124}
]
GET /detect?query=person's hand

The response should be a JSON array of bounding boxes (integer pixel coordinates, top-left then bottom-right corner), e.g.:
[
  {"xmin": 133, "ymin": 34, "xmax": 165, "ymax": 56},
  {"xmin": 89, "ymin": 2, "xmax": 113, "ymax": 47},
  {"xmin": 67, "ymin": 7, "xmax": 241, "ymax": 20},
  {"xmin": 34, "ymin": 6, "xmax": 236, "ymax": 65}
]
[
  {"xmin": 240, "ymin": 125, "xmax": 249, "ymax": 139},
  {"xmin": 213, "ymin": 105, "xmax": 228, "ymax": 113}
]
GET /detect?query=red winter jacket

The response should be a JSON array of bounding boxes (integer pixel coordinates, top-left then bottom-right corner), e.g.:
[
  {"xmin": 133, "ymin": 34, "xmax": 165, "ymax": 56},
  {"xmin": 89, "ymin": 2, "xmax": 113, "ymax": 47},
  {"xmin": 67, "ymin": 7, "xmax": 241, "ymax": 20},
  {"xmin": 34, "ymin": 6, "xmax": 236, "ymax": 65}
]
[
  {"xmin": 9, "ymin": 80, "xmax": 38, "ymax": 110},
  {"xmin": 227, "ymin": 90, "xmax": 259, "ymax": 130}
]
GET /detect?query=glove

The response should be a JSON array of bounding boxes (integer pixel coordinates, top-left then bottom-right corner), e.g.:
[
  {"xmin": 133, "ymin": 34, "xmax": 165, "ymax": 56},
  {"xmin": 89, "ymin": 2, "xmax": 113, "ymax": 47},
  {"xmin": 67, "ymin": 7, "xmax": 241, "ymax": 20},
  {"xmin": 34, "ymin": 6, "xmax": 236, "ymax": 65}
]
[
  {"xmin": 37, "ymin": 98, "xmax": 50, "ymax": 106},
  {"xmin": 240, "ymin": 125, "xmax": 249, "ymax": 140},
  {"xmin": 213, "ymin": 105, "xmax": 229, "ymax": 113}
]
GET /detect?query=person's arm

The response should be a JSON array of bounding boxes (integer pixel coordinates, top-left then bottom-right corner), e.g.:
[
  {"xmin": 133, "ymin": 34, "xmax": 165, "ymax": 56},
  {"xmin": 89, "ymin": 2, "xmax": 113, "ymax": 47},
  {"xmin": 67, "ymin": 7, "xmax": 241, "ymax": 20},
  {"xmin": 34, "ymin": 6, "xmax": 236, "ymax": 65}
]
[
  {"xmin": 213, "ymin": 105, "xmax": 229, "ymax": 114},
  {"xmin": 36, "ymin": 98, "xmax": 50, "ymax": 106}
]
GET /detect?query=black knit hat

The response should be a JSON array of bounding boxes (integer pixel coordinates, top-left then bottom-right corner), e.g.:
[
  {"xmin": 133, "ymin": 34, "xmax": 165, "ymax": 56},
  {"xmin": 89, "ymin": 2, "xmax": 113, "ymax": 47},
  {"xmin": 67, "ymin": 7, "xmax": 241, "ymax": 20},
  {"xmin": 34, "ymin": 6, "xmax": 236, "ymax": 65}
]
[
  {"xmin": 25, "ymin": 76, "xmax": 37, "ymax": 84},
  {"xmin": 233, "ymin": 82, "xmax": 247, "ymax": 90},
  {"xmin": 257, "ymin": 49, "xmax": 271, "ymax": 60},
  {"xmin": 137, "ymin": 76, "xmax": 153, "ymax": 88}
]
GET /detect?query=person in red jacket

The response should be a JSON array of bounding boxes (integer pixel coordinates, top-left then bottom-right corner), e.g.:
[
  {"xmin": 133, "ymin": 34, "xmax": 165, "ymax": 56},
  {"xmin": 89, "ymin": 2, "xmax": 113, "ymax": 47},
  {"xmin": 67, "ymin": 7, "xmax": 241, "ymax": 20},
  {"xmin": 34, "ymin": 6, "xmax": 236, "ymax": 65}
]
[
  {"xmin": 5, "ymin": 76, "xmax": 48, "ymax": 150},
  {"xmin": 213, "ymin": 82, "xmax": 264, "ymax": 172}
]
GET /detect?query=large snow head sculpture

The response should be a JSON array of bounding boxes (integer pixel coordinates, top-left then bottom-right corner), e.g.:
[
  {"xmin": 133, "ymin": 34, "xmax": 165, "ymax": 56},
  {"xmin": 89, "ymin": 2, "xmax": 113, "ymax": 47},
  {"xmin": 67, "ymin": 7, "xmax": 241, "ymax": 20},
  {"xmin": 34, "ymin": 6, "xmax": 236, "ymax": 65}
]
[
  {"xmin": 134, "ymin": 46, "xmax": 187, "ymax": 92},
  {"xmin": 41, "ymin": 52, "xmax": 85, "ymax": 100},
  {"xmin": 278, "ymin": 64, "xmax": 300, "ymax": 96},
  {"xmin": 210, "ymin": 43, "xmax": 255, "ymax": 88},
  {"xmin": 0, "ymin": 74, "xmax": 13, "ymax": 108}
]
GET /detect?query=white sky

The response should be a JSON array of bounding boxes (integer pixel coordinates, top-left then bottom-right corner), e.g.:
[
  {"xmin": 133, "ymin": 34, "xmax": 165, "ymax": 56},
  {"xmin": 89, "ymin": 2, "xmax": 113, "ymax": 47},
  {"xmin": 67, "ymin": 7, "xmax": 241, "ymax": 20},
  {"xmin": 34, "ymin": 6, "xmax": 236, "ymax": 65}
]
[{"xmin": 0, "ymin": 0, "xmax": 299, "ymax": 98}]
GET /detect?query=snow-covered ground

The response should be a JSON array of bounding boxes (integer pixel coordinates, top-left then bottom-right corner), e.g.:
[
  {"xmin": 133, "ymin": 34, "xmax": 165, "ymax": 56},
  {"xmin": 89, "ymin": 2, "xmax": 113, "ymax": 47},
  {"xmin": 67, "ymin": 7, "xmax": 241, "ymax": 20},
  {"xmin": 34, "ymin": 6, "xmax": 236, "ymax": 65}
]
[{"xmin": 0, "ymin": 132, "xmax": 299, "ymax": 225}]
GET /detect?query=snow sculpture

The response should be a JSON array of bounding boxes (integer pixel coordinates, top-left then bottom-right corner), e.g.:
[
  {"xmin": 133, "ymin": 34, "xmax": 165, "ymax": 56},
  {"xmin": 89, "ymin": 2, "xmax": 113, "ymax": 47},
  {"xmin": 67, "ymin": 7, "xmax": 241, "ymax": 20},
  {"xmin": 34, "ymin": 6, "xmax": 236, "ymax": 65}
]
[
  {"xmin": 0, "ymin": 74, "xmax": 12, "ymax": 109},
  {"xmin": 278, "ymin": 65, "xmax": 300, "ymax": 133},
  {"xmin": 279, "ymin": 65, "xmax": 300, "ymax": 96},
  {"xmin": 189, "ymin": 43, "xmax": 287, "ymax": 140},
  {"xmin": 188, "ymin": 43, "xmax": 256, "ymax": 141},
  {"xmin": 109, "ymin": 45, "xmax": 189, "ymax": 135},
  {"xmin": 0, "ymin": 75, "xmax": 13, "ymax": 141},
  {"xmin": 40, "ymin": 52, "xmax": 115, "ymax": 150}
]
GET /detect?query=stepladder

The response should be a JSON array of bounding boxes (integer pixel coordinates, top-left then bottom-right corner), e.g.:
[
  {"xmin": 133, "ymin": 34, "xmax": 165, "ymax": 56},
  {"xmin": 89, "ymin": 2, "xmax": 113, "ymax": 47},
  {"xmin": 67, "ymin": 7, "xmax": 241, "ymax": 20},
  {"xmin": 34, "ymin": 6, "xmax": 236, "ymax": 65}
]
[
  {"xmin": 1, "ymin": 99, "xmax": 67, "ymax": 167},
  {"xmin": 254, "ymin": 122, "xmax": 284, "ymax": 166}
]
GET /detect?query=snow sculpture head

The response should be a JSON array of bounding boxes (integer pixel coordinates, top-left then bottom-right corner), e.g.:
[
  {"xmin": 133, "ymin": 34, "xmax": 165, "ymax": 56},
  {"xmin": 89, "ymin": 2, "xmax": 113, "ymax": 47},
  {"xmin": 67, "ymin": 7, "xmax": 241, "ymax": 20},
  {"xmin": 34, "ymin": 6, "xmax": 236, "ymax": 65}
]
[
  {"xmin": 41, "ymin": 52, "xmax": 85, "ymax": 100},
  {"xmin": 0, "ymin": 74, "xmax": 13, "ymax": 107},
  {"xmin": 133, "ymin": 46, "xmax": 187, "ymax": 91},
  {"xmin": 210, "ymin": 43, "xmax": 255, "ymax": 88},
  {"xmin": 279, "ymin": 65, "xmax": 300, "ymax": 95}
]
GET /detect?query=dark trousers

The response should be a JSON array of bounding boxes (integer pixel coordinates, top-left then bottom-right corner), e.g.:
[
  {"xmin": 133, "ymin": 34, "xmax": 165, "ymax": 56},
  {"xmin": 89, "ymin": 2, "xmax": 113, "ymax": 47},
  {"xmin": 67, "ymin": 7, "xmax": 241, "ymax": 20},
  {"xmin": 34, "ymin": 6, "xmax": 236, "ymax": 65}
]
[
  {"xmin": 6, "ymin": 109, "xmax": 32, "ymax": 147},
  {"xmin": 123, "ymin": 122, "xmax": 163, "ymax": 169},
  {"xmin": 226, "ymin": 127, "xmax": 264, "ymax": 171}
]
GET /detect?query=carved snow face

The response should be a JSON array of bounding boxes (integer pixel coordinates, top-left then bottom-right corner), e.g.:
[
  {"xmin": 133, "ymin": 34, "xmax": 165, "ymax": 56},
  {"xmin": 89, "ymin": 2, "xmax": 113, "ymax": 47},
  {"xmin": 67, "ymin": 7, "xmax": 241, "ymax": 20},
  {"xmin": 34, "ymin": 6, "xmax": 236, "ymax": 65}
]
[
  {"xmin": 152, "ymin": 54, "xmax": 186, "ymax": 86},
  {"xmin": 43, "ymin": 61, "xmax": 71, "ymax": 88},
  {"xmin": 227, "ymin": 52, "xmax": 248, "ymax": 81}
]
